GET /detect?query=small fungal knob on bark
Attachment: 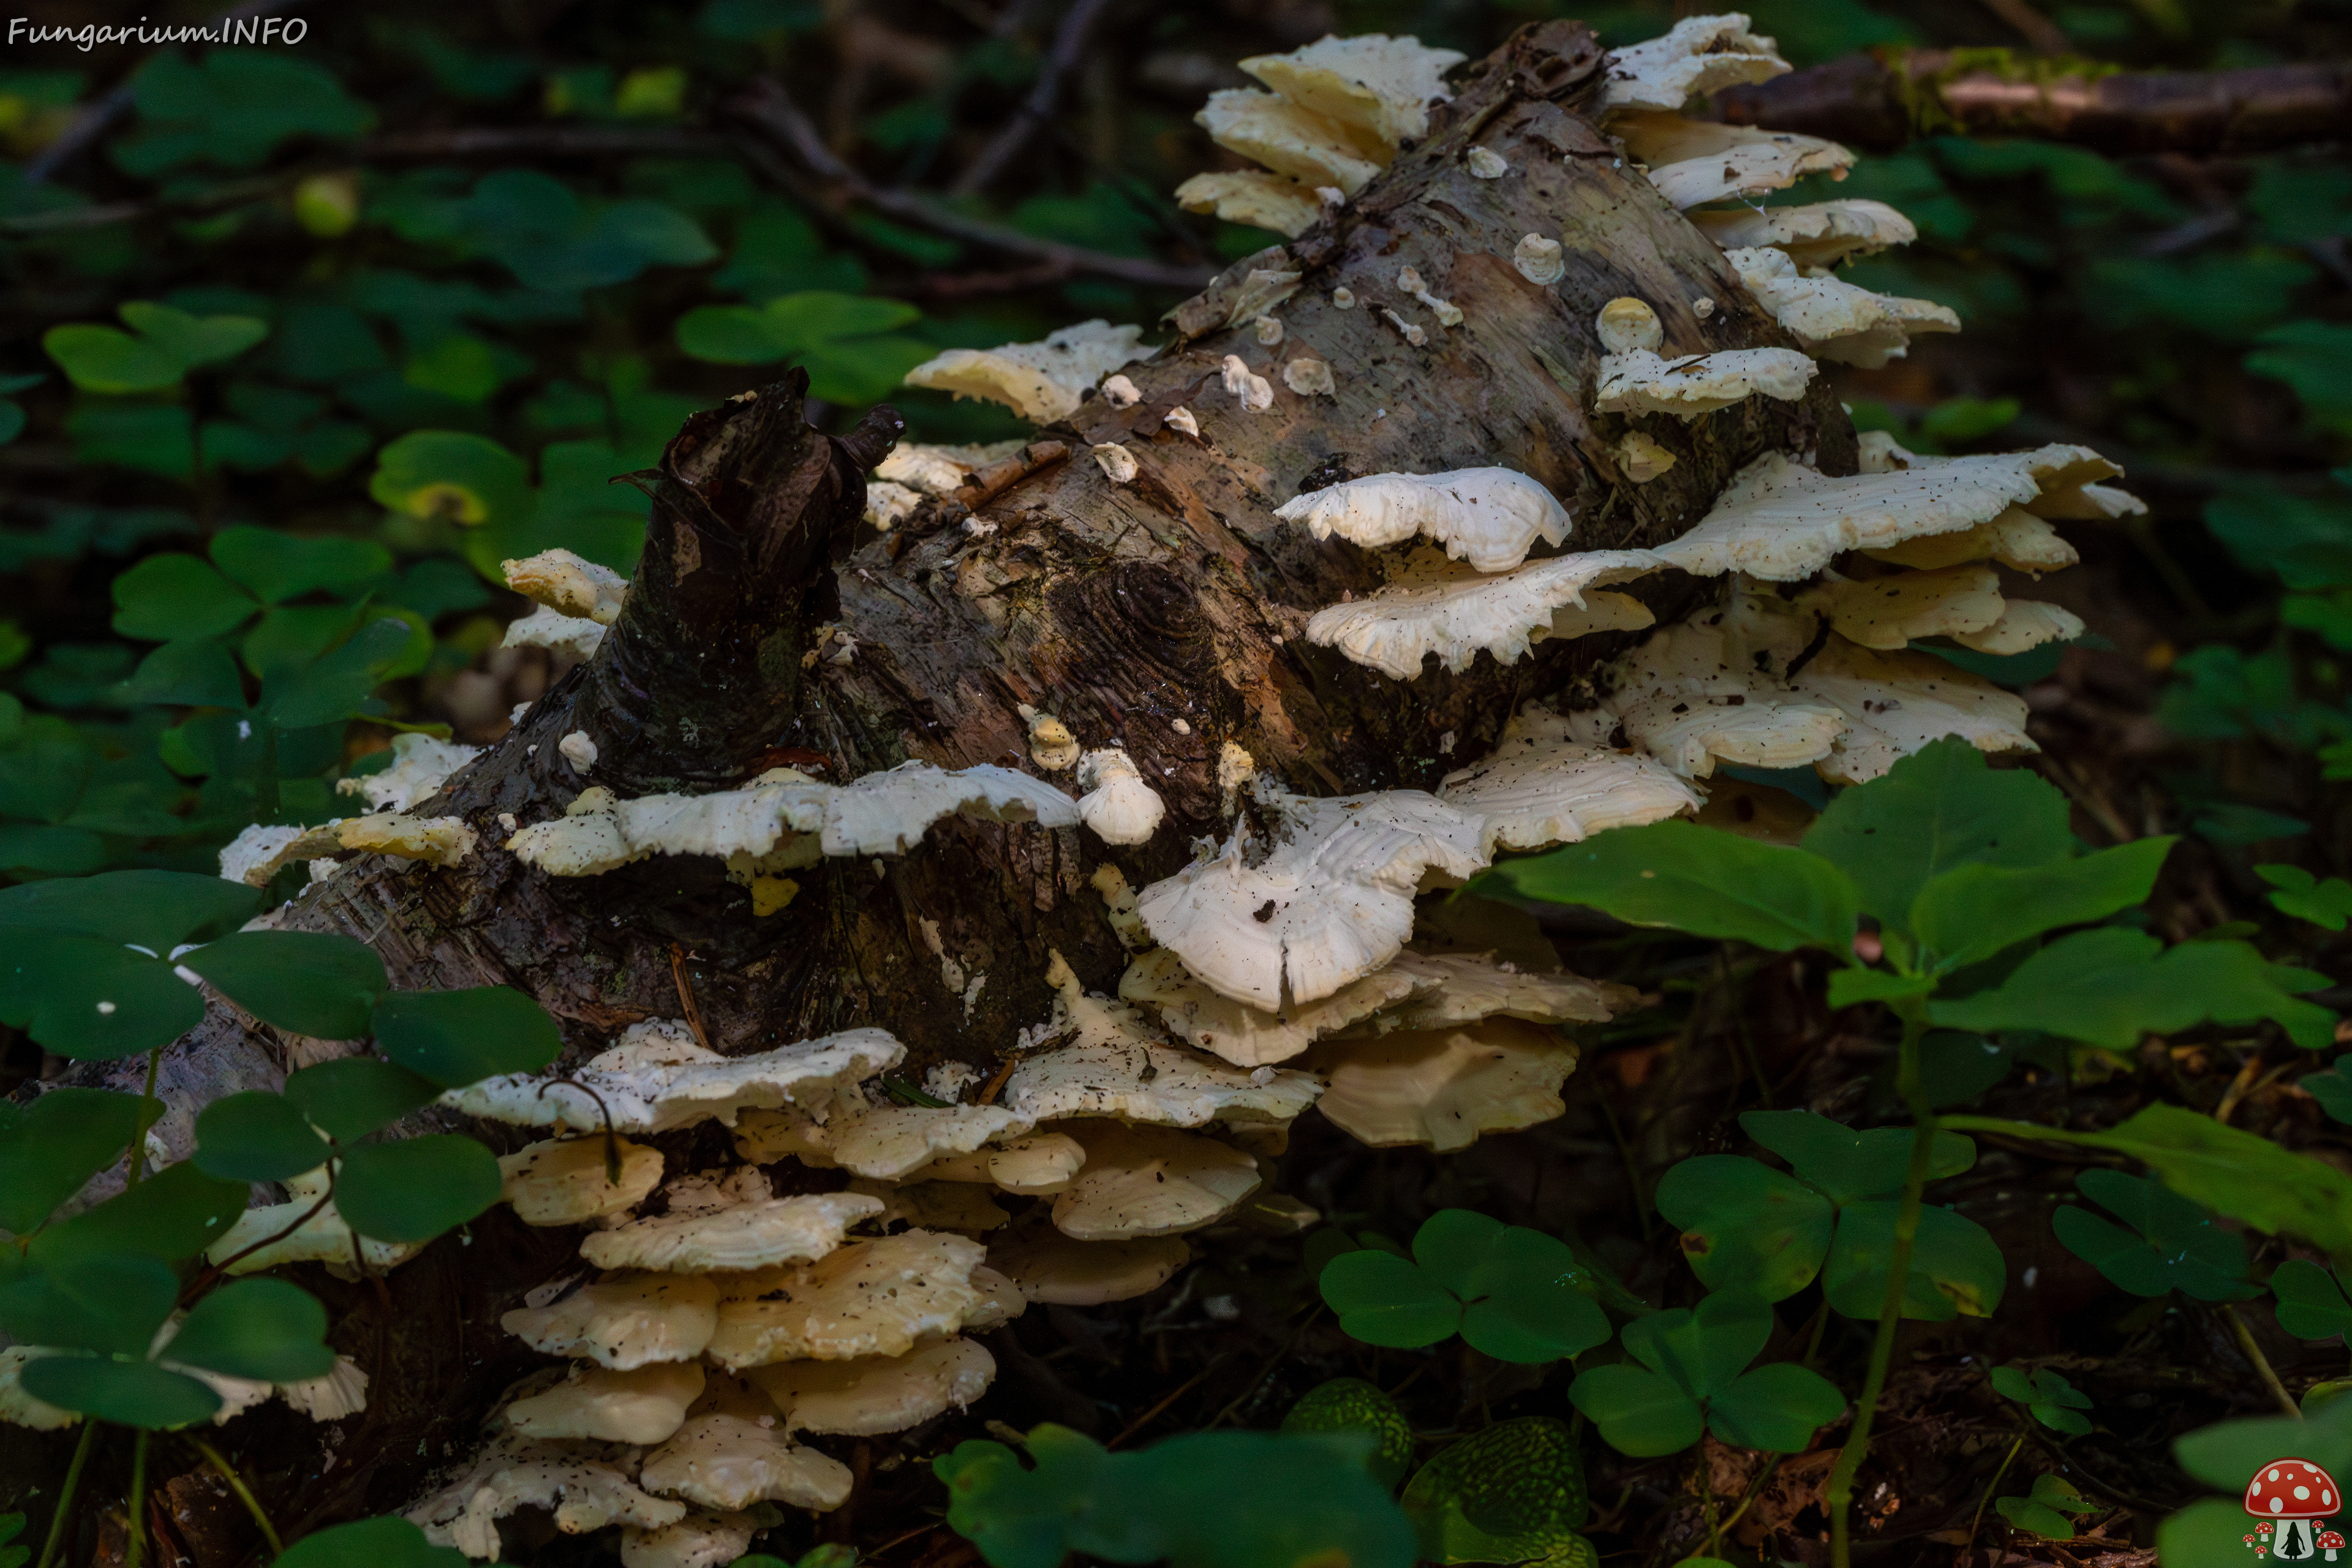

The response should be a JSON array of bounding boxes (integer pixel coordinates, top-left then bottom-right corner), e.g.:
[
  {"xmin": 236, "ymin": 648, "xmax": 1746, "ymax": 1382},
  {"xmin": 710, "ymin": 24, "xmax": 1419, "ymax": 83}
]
[
  {"xmin": 559, "ymin": 731, "xmax": 599, "ymax": 771},
  {"xmin": 1465, "ymin": 146, "xmax": 1508, "ymax": 178},
  {"xmin": 1164, "ymin": 405, "xmax": 1200, "ymax": 437},
  {"xmin": 1219, "ymin": 354, "xmax": 1275, "ymax": 413},
  {"xmin": 1092, "ymin": 443, "xmax": 1139, "ymax": 484},
  {"xmin": 1100, "ymin": 374, "xmax": 1142, "ymax": 409},
  {"xmin": 1283, "ymin": 358, "xmax": 1335, "ymax": 397},
  {"xmin": 1616, "ymin": 431, "xmax": 1679, "ymax": 482},
  {"xmin": 1692, "ymin": 296, "xmax": 1716, "ymax": 319},
  {"xmin": 1332, "ymin": 287, "xmax": 1355, "ymax": 309},
  {"xmin": 1513, "ymin": 235, "xmax": 1564, "ymax": 285},
  {"xmin": 1597, "ymin": 296, "xmax": 1664, "ymax": 353},
  {"xmin": 1027, "ymin": 714, "xmax": 1082, "ymax": 771},
  {"xmin": 1254, "ymin": 315, "xmax": 1285, "ymax": 346}
]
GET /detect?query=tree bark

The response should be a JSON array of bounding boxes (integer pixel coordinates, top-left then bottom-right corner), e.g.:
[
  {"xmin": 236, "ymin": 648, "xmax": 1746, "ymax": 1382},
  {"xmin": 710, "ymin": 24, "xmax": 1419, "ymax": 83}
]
[
  {"xmin": 9, "ymin": 17, "xmax": 1856, "ymax": 1531},
  {"xmin": 1717, "ymin": 49, "xmax": 2352, "ymax": 156}
]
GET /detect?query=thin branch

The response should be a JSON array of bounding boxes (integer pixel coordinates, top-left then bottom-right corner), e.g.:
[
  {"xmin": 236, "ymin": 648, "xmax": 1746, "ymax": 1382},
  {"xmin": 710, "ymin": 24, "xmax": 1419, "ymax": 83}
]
[
  {"xmin": 727, "ymin": 77, "xmax": 1213, "ymax": 292},
  {"xmin": 1717, "ymin": 50, "xmax": 2352, "ymax": 155},
  {"xmin": 951, "ymin": 0, "xmax": 1120, "ymax": 198},
  {"xmin": 359, "ymin": 126, "xmax": 726, "ymax": 161}
]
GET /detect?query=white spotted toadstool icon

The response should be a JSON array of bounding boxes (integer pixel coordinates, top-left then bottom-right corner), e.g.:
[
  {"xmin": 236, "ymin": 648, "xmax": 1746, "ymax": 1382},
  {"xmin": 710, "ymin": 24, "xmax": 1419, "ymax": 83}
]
[
  {"xmin": 2243, "ymin": 1457, "xmax": 2340, "ymax": 1559},
  {"xmin": 2318, "ymin": 1528, "xmax": 2345, "ymax": 1561}
]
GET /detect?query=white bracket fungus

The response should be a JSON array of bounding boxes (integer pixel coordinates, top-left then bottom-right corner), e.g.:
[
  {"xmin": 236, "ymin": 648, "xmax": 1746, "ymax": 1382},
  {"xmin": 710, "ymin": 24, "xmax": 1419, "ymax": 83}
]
[
  {"xmin": 1308, "ymin": 1017, "xmax": 1579, "ymax": 1151},
  {"xmin": 639, "ymin": 1414, "xmax": 854, "ymax": 1512},
  {"xmin": 918, "ymin": 1130, "xmax": 1088, "ymax": 1193},
  {"xmin": 1023, "ymin": 711, "xmax": 1082, "ymax": 771},
  {"xmin": 1589, "ymin": 296, "xmax": 1815, "ymax": 418},
  {"xmin": 1197, "ymin": 89, "xmax": 1384, "ymax": 197},
  {"xmin": 1274, "ymin": 467, "xmax": 1573, "ymax": 573},
  {"xmin": 500, "ymin": 1274, "xmax": 722, "ymax": 1370},
  {"xmin": 1118, "ymin": 944, "xmax": 1440, "ymax": 1068},
  {"xmin": 1050, "ymin": 1122, "xmax": 1262, "ymax": 1240},
  {"xmin": 1091, "ymin": 863, "xmax": 1152, "ymax": 949},
  {"xmin": 1075, "ymin": 748, "xmax": 1166, "ymax": 845},
  {"xmin": 579, "ymin": 1191, "xmax": 887, "ymax": 1273},
  {"xmin": 904, "ymin": 321, "xmax": 1149, "ymax": 424},
  {"xmin": 849, "ymin": 1177, "xmax": 1010, "ymax": 1233},
  {"xmin": 406, "ymin": 1434, "xmax": 688, "ymax": 1560},
  {"xmin": 206, "ymin": 1167, "xmax": 422, "ymax": 1280},
  {"xmin": 1338, "ymin": 952, "xmax": 1634, "ymax": 1035},
  {"xmin": 447, "ymin": 1023, "xmax": 905, "ymax": 1134},
  {"xmin": 1613, "ymin": 113, "xmax": 1854, "ymax": 209},
  {"xmin": 705, "ymin": 1231, "xmax": 989, "ymax": 1368},
  {"xmin": 876, "ymin": 439, "xmax": 1028, "ymax": 497},
  {"xmin": 1164, "ymin": 405, "xmax": 1200, "ymax": 438},
  {"xmin": 1802, "ymin": 564, "xmax": 2008, "ymax": 650},
  {"xmin": 1512, "ymin": 235, "xmax": 1564, "ymax": 286},
  {"xmin": 1792, "ymin": 636, "xmax": 2037, "ymax": 783},
  {"xmin": 1303, "ymin": 547, "xmax": 1668, "ymax": 679},
  {"xmin": 621, "ymin": 1513, "xmax": 755, "ymax": 1568},
  {"xmin": 559, "ymin": 730, "xmax": 599, "ymax": 771},
  {"xmin": 1615, "ymin": 431, "xmax": 1678, "ymax": 482},
  {"xmin": 1436, "ymin": 707, "xmax": 1703, "ymax": 851},
  {"xmin": 987, "ymin": 1221, "xmax": 1191, "ymax": 1305},
  {"xmin": 504, "ymin": 548, "xmax": 630, "ymax": 625},
  {"xmin": 505, "ymin": 1362, "xmax": 706, "ymax": 1446},
  {"xmin": 1241, "ymin": 34, "xmax": 1462, "ymax": 149},
  {"xmin": 729, "ymin": 1093, "xmax": 1030, "ymax": 1181},
  {"xmin": 1133, "ymin": 786, "xmax": 1488, "ymax": 1009},
  {"xmin": 1725, "ymin": 246, "xmax": 1959, "ymax": 368},
  {"xmin": 500, "ymin": 1136, "xmax": 667, "ymax": 1225},
  {"xmin": 1955, "ymin": 599, "xmax": 2087, "ymax": 655},
  {"xmin": 864, "ymin": 480, "xmax": 922, "ymax": 532},
  {"xmin": 1091, "ymin": 443, "xmax": 1139, "ymax": 485},
  {"xmin": 1601, "ymin": 12, "xmax": 1790, "ymax": 112},
  {"xmin": 1100, "ymin": 374, "xmax": 1142, "ymax": 409},
  {"xmin": 1654, "ymin": 443, "xmax": 2123, "ymax": 582},
  {"xmin": 1691, "ymin": 200, "xmax": 1918, "ymax": 270},
  {"xmin": 752, "ymin": 1338, "xmax": 996, "ymax": 1436},
  {"xmin": 1596, "ymin": 605, "xmax": 1849, "ymax": 778},
  {"xmin": 1220, "ymin": 354, "xmax": 1275, "ymax": 413},
  {"xmin": 337, "ymin": 731, "xmax": 481, "ymax": 813},
  {"xmin": 1283, "ymin": 357, "xmax": 1335, "ymax": 397},
  {"xmin": 503, "ymin": 604, "xmax": 606, "ymax": 660},
  {"xmin": 1863, "ymin": 507, "xmax": 2079, "ymax": 574},
  {"xmin": 1174, "ymin": 172, "xmax": 1324, "ymax": 239}
]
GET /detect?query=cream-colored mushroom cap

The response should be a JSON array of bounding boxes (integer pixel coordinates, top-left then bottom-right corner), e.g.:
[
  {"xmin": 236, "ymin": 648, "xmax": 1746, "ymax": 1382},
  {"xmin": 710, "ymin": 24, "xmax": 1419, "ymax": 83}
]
[
  {"xmin": 1614, "ymin": 113, "xmax": 1854, "ymax": 208},
  {"xmin": 1690, "ymin": 200, "xmax": 1917, "ymax": 269},
  {"xmin": 1197, "ymin": 89, "xmax": 1384, "ymax": 197},
  {"xmin": 620, "ymin": 1512, "xmax": 755, "ymax": 1568},
  {"xmin": 1954, "ymin": 599, "xmax": 2086, "ymax": 655},
  {"xmin": 1118, "ymin": 944, "xmax": 1438, "ymax": 1068},
  {"xmin": 1240, "ymin": 34, "xmax": 1463, "ymax": 148},
  {"xmin": 1862, "ymin": 505, "xmax": 2079, "ymax": 574},
  {"xmin": 1274, "ymin": 468, "xmax": 1574, "ymax": 574},
  {"xmin": 445, "ymin": 1022, "xmax": 903, "ymax": 1134},
  {"xmin": 1075, "ymin": 748, "xmax": 1166, "ymax": 845},
  {"xmin": 639, "ymin": 1414, "xmax": 854, "ymax": 1512},
  {"xmin": 1655, "ymin": 445, "xmax": 2121, "ymax": 583},
  {"xmin": 1341, "ymin": 952, "xmax": 1634, "ymax": 1036},
  {"xmin": 1174, "ymin": 171, "xmax": 1324, "ymax": 239},
  {"xmin": 1802, "ymin": 565, "xmax": 2006, "ymax": 650},
  {"xmin": 751, "ymin": 1337, "xmax": 996, "ymax": 1436},
  {"xmin": 406, "ymin": 1434, "xmax": 687, "ymax": 1561},
  {"xmin": 206, "ymin": 1167, "xmax": 421, "ymax": 1280},
  {"xmin": 962, "ymin": 1264, "xmax": 1030, "ymax": 1329},
  {"xmin": 1725, "ymin": 246, "xmax": 1958, "ymax": 368},
  {"xmin": 1437, "ymin": 707, "xmax": 1702, "ymax": 852},
  {"xmin": 504, "ymin": 548, "xmax": 630, "ymax": 625},
  {"xmin": 731, "ymin": 1094, "xmax": 1029, "ymax": 1181},
  {"xmin": 903, "ymin": 320, "xmax": 1147, "ymax": 423},
  {"xmin": 1304, "ymin": 548, "xmax": 1668, "ymax": 680},
  {"xmin": 337, "ymin": 812, "xmax": 478, "ymax": 867},
  {"xmin": 1599, "ymin": 605, "xmax": 1847, "ymax": 778},
  {"xmin": 918, "ymin": 1131, "xmax": 1088, "ymax": 1193},
  {"xmin": 505, "ymin": 1362, "xmax": 705, "ymax": 1446},
  {"xmin": 503, "ymin": 605, "xmax": 606, "ymax": 660},
  {"xmin": 500, "ymin": 1274, "xmax": 720, "ymax": 1371},
  {"xmin": 1309, "ymin": 1017, "xmax": 1578, "ymax": 1152},
  {"xmin": 1597, "ymin": 297, "xmax": 1662, "ymax": 354},
  {"xmin": 988, "ymin": 1223, "xmax": 1192, "ymax": 1306},
  {"xmin": 1135, "ymin": 786, "xmax": 1489, "ymax": 1010},
  {"xmin": 1601, "ymin": 12, "xmax": 1789, "ymax": 112},
  {"xmin": 1051, "ymin": 1122, "xmax": 1263, "ymax": 1240},
  {"xmin": 1791, "ymin": 636, "xmax": 2035, "ymax": 783},
  {"xmin": 1593, "ymin": 344, "xmax": 1818, "ymax": 418},
  {"xmin": 337, "ymin": 731, "xmax": 481, "ymax": 813},
  {"xmin": 499, "ymin": 1136, "xmax": 666, "ymax": 1226},
  {"xmin": 876, "ymin": 439, "xmax": 1027, "ymax": 496},
  {"xmin": 579, "ymin": 1193, "xmax": 884, "ymax": 1273},
  {"xmin": 705, "ymin": 1231, "xmax": 989, "ymax": 1370}
]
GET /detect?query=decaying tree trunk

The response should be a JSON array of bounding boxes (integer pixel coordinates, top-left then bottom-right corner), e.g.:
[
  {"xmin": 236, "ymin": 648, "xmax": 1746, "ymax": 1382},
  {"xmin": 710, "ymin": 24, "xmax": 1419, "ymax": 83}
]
[{"xmin": 11, "ymin": 18, "xmax": 1859, "ymax": 1526}]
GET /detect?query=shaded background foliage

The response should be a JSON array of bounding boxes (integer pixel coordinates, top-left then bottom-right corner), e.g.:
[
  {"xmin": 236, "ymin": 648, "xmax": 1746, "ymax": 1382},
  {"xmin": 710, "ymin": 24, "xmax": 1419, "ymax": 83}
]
[{"xmin": 2, "ymin": 0, "xmax": 2351, "ymax": 1562}]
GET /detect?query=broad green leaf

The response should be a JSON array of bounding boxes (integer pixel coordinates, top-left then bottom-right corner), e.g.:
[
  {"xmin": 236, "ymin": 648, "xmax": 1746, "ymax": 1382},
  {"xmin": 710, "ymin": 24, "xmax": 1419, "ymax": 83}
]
[
  {"xmin": 0, "ymin": 1088, "xmax": 146, "ymax": 1233},
  {"xmin": 2258, "ymin": 864, "xmax": 2352, "ymax": 931},
  {"xmin": 1801, "ymin": 738, "xmax": 2071, "ymax": 928},
  {"xmin": 1738, "ymin": 1110, "xmax": 1975, "ymax": 1205},
  {"xmin": 0, "ymin": 930, "xmax": 206, "ymax": 1059},
  {"xmin": 122, "ymin": 639, "xmax": 245, "ymax": 707},
  {"xmin": 2078, "ymin": 1105, "xmax": 2352, "ymax": 1259},
  {"xmin": 1993, "ymin": 1495, "xmax": 2075, "ymax": 1541},
  {"xmin": 2248, "ymin": 320, "xmax": 2352, "ymax": 431},
  {"xmin": 372, "ymin": 986, "xmax": 565, "ymax": 1088},
  {"xmin": 674, "ymin": 291, "xmax": 920, "ymax": 363},
  {"xmin": 2174, "ymin": 1395, "xmax": 2352, "ymax": 1493},
  {"xmin": 1929, "ymin": 927, "xmax": 2336, "ymax": 1050},
  {"xmin": 182, "ymin": 931, "xmax": 386, "ymax": 1039},
  {"xmin": 0, "ymin": 1254, "xmax": 179, "ymax": 1355},
  {"xmin": 42, "ymin": 324, "xmax": 185, "ymax": 393},
  {"xmin": 18, "ymin": 1355, "xmax": 220, "ymax": 1429},
  {"xmin": 334, "ymin": 1134, "xmax": 502, "ymax": 1243},
  {"xmin": 283, "ymin": 1058, "xmax": 442, "ymax": 1142},
  {"xmin": 118, "ymin": 303, "xmax": 269, "ymax": 370},
  {"xmin": 211, "ymin": 526, "xmax": 392, "ymax": 604},
  {"xmin": 1281, "ymin": 1378, "xmax": 1414, "ymax": 1488},
  {"xmin": 369, "ymin": 430, "xmax": 532, "ymax": 527},
  {"xmin": 1622, "ymin": 1292, "xmax": 1771, "ymax": 1401},
  {"xmin": 163, "ymin": 1278, "xmax": 334, "ymax": 1381},
  {"xmin": 938, "ymin": 1429, "xmax": 1100, "ymax": 1568},
  {"xmin": 31, "ymin": 1159, "xmax": 247, "ymax": 1264},
  {"xmin": 1566, "ymin": 1363, "xmax": 1702, "ymax": 1457},
  {"xmin": 1917, "ymin": 1030, "xmax": 2015, "ymax": 1108},
  {"xmin": 274, "ymin": 1518, "xmax": 469, "ymax": 1568},
  {"xmin": 1703, "ymin": 1362, "xmax": 1846, "ymax": 1452},
  {"xmin": 1823, "ymin": 1200, "xmax": 2005, "ymax": 1321},
  {"xmin": 194, "ymin": 1091, "xmax": 332, "ymax": 1183},
  {"xmin": 0, "ymin": 868, "xmax": 258, "ymax": 948},
  {"xmin": 2305, "ymin": 1065, "xmax": 2352, "ymax": 1126},
  {"xmin": 1400, "ymin": 1417, "xmax": 1588, "ymax": 1563},
  {"xmin": 1989, "ymin": 1365, "xmax": 2094, "ymax": 1436},
  {"xmin": 111, "ymin": 554, "xmax": 260, "ymax": 641},
  {"xmin": 1655, "ymin": 1156, "xmax": 1832, "ymax": 1301},
  {"xmin": 258, "ymin": 616, "xmax": 417, "ymax": 728},
  {"xmin": 2051, "ymin": 1169, "xmax": 2254, "ymax": 1302},
  {"xmin": 1476, "ymin": 820, "xmax": 1859, "ymax": 953},
  {"xmin": 1435, "ymin": 1220, "xmax": 1608, "ymax": 1365},
  {"xmin": 1319, "ymin": 1248, "xmax": 1458, "ymax": 1349},
  {"xmin": 2272, "ymin": 1260, "xmax": 2352, "ymax": 1340},
  {"xmin": 1908, "ymin": 837, "xmax": 2175, "ymax": 972}
]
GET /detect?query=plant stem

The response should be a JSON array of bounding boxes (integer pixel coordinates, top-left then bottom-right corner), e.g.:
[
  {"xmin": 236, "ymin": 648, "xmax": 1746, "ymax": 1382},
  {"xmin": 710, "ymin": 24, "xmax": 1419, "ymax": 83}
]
[
  {"xmin": 126, "ymin": 1043, "xmax": 164, "ymax": 1186},
  {"xmin": 184, "ymin": 1434, "xmax": 282, "ymax": 1554},
  {"xmin": 34, "ymin": 1420, "xmax": 100, "ymax": 1568},
  {"xmin": 2222, "ymin": 1302, "xmax": 2303, "ymax": 1417},
  {"xmin": 1964, "ymin": 1432, "xmax": 2027, "ymax": 1564},
  {"xmin": 1826, "ymin": 1004, "xmax": 1936, "ymax": 1568},
  {"xmin": 124, "ymin": 1428, "xmax": 151, "ymax": 1568}
]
